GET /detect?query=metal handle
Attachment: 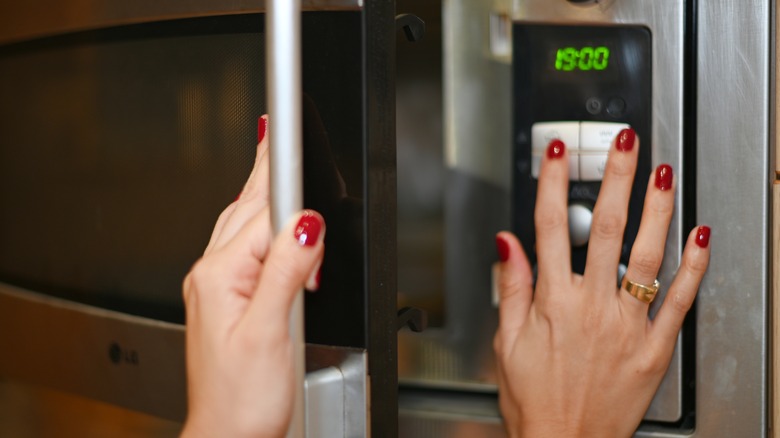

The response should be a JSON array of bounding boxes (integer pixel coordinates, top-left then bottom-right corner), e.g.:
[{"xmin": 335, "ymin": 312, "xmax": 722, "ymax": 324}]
[{"xmin": 266, "ymin": 1, "xmax": 304, "ymax": 437}]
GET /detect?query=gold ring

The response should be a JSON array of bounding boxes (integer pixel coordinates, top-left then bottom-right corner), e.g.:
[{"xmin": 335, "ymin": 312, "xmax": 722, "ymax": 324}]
[{"xmin": 621, "ymin": 277, "xmax": 660, "ymax": 304}]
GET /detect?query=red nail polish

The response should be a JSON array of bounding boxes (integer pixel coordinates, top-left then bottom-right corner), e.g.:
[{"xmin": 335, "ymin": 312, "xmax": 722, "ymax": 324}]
[
  {"xmin": 258, "ymin": 116, "xmax": 267, "ymax": 143},
  {"xmin": 234, "ymin": 192, "xmax": 241, "ymax": 202},
  {"xmin": 695, "ymin": 226, "xmax": 711, "ymax": 248},
  {"xmin": 616, "ymin": 128, "xmax": 636, "ymax": 152},
  {"xmin": 546, "ymin": 139, "xmax": 565, "ymax": 159},
  {"xmin": 496, "ymin": 235, "xmax": 510, "ymax": 262},
  {"xmin": 294, "ymin": 211, "xmax": 322, "ymax": 247},
  {"xmin": 655, "ymin": 164, "xmax": 673, "ymax": 191}
]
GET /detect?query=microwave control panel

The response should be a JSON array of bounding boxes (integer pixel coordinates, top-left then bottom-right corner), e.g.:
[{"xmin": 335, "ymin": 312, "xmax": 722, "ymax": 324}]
[{"xmin": 512, "ymin": 24, "xmax": 652, "ymax": 276}]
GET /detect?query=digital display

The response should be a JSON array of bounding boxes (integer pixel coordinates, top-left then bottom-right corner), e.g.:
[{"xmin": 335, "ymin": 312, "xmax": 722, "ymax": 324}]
[{"xmin": 555, "ymin": 46, "xmax": 610, "ymax": 71}]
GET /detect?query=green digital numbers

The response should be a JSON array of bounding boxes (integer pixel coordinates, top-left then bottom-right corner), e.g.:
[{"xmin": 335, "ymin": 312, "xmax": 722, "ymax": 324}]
[{"xmin": 555, "ymin": 46, "xmax": 610, "ymax": 71}]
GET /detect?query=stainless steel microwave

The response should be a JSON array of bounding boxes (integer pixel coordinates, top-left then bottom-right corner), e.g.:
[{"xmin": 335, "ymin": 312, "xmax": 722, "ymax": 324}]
[{"xmin": 398, "ymin": 0, "xmax": 774, "ymax": 436}]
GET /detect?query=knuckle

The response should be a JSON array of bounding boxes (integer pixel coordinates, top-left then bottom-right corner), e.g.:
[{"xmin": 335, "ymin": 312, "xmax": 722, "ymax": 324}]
[
  {"xmin": 590, "ymin": 211, "xmax": 625, "ymax": 240},
  {"xmin": 535, "ymin": 209, "xmax": 567, "ymax": 236},
  {"xmin": 670, "ymin": 288, "xmax": 695, "ymax": 315},
  {"xmin": 638, "ymin": 351, "xmax": 667, "ymax": 376},
  {"xmin": 498, "ymin": 276, "xmax": 526, "ymax": 300},
  {"xmin": 629, "ymin": 251, "xmax": 663, "ymax": 279},
  {"xmin": 648, "ymin": 197, "xmax": 674, "ymax": 216},
  {"xmin": 683, "ymin": 254, "xmax": 709, "ymax": 276},
  {"xmin": 606, "ymin": 156, "xmax": 634, "ymax": 178},
  {"xmin": 266, "ymin": 255, "xmax": 305, "ymax": 290}
]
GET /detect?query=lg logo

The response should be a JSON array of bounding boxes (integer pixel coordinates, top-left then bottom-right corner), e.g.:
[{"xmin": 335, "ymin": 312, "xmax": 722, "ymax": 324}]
[{"xmin": 108, "ymin": 342, "xmax": 140, "ymax": 366}]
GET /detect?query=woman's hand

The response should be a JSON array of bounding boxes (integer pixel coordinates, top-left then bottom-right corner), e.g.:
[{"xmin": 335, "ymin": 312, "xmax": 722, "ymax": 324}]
[
  {"xmin": 495, "ymin": 129, "xmax": 711, "ymax": 437},
  {"xmin": 181, "ymin": 116, "xmax": 324, "ymax": 438}
]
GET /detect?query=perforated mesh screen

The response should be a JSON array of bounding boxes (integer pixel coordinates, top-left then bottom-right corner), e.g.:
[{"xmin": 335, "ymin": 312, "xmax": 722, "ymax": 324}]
[{"xmin": 0, "ymin": 27, "xmax": 265, "ymax": 321}]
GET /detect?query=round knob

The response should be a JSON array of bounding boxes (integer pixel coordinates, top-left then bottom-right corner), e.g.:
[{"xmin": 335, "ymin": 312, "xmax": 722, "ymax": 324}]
[{"xmin": 568, "ymin": 203, "xmax": 593, "ymax": 247}]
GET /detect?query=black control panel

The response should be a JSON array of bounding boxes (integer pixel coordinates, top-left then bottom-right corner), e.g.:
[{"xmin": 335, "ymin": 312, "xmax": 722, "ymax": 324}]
[{"xmin": 512, "ymin": 24, "xmax": 652, "ymax": 276}]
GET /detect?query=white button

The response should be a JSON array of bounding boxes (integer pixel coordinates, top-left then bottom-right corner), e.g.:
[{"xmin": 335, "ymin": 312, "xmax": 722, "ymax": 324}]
[
  {"xmin": 531, "ymin": 122, "xmax": 580, "ymax": 181},
  {"xmin": 568, "ymin": 154, "xmax": 579, "ymax": 180},
  {"xmin": 532, "ymin": 121, "xmax": 580, "ymax": 152},
  {"xmin": 568, "ymin": 203, "xmax": 593, "ymax": 247},
  {"xmin": 580, "ymin": 153, "xmax": 609, "ymax": 181},
  {"xmin": 530, "ymin": 149, "xmax": 580, "ymax": 180},
  {"xmin": 580, "ymin": 122, "xmax": 630, "ymax": 151}
]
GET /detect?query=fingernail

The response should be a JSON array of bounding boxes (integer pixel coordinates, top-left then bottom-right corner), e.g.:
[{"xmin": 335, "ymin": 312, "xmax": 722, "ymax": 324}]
[
  {"xmin": 695, "ymin": 226, "xmax": 711, "ymax": 248},
  {"xmin": 234, "ymin": 192, "xmax": 241, "ymax": 202},
  {"xmin": 546, "ymin": 139, "xmax": 565, "ymax": 159},
  {"xmin": 616, "ymin": 128, "xmax": 636, "ymax": 152},
  {"xmin": 258, "ymin": 116, "xmax": 267, "ymax": 143},
  {"xmin": 294, "ymin": 211, "xmax": 323, "ymax": 247},
  {"xmin": 496, "ymin": 235, "xmax": 510, "ymax": 262},
  {"xmin": 655, "ymin": 164, "xmax": 673, "ymax": 191}
]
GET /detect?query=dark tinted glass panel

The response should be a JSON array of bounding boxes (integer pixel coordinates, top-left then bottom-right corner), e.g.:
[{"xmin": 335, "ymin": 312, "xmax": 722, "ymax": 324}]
[{"xmin": 0, "ymin": 14, "xmax": 365, "ymax": 331}]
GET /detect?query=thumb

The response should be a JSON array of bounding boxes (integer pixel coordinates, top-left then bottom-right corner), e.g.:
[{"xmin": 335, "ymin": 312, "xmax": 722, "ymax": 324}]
[
  {"xmin": 239, "ymin": 210, "xmax": 325, "ymax": 337},
  {"xmin": 495, "ymin": 231, "xmax": 534, "ymax": 343}
]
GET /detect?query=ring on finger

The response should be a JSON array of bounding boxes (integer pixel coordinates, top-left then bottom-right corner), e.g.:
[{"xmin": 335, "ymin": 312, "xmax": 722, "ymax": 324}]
[{"xmin": 621, "ymin": 277, "xmax": 660, "ymax": 304}]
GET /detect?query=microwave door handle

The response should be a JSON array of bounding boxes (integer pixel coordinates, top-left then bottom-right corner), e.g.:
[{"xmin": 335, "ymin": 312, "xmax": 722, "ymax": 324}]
[{"xmin": 267, "ymin": 1, "xmax": 304, "ymax": 437}]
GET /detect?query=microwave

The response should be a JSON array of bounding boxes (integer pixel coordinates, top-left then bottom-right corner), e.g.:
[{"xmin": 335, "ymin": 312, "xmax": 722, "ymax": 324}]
[
  {"xmin": 398, "ymin": 0, "xmax": 773, "ymax": 437},
  {"xmin": 0, "ymin": 1, "xmax": 399, "ymax": 436}
]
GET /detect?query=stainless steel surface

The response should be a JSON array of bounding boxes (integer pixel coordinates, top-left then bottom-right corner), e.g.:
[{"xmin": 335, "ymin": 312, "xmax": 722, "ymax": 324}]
[
  {"xmin": 0, "ymin": 380, "xmax": 182, "ymax": 438},
  {"xmin": 694, "ymin": 0, "xmax": 771, "ymax": 436},
  {"xmin": 306, "ymin": 367, "xmax": 345, "ymax": 437},
  {"xmin": 0, "ymin": 283, "xmax": 368, "ymax": 435},
  {"xmin": 568, "ymin": 203, "xmax": 593, "ymax": 247},
  {"xmin": 0, "ymin": 0, "xmax": 363, "ymax": 45},
  {"xmin": 267, "ymin": 1, "xmax": 305, "ymax": 436},
  {"xmin": 305, "ymin": 345, "xmax": 369, "ymax": 437},
  {"xmin": 0, "ymin": 282, "xmax": 188, "ymax": 422},
  {"xmin": 400, "ymin": 0, "xmax": 686, "ymax": 423}
]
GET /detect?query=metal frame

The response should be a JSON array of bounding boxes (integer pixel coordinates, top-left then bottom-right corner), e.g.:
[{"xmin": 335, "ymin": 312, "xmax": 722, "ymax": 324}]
[
  {"xmin": 692, "ymin": 0, "xmax": 771, "ymax": 436},
  {"xmin": 0, "ymin": 0, "xmax": 363, "ymax": 45},
  {"xmin": 0, "ymin": 1, "xmax": 400, "ymax": 436},
  {"xmin": 400, "ymin": 0, "xmax": 773, "ymax": 436},
  {"xmin": 401, "ymin": 0, "xmax": 687, "ymax": 422}
]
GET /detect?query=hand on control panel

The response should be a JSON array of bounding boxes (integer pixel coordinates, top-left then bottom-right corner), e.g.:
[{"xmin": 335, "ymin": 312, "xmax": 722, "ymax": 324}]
[{"xmin": 494, "ymin": 129, "xmax": 711, "ymax": 437}]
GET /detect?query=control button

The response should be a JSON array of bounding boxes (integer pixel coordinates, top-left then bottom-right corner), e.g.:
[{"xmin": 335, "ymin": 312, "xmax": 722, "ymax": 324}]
[
  {"xmin": 531, "ymin": 121, "xmax": 580, "ymax": 180},
  {"xmin": 531, "ymin": 151, "xmax": 579, "ymax": 180},
  {"xmin": 585, "ymin": 98, "xmax": 602, "ymax": 115},
  {"xmin": 580, "ymin": 121, "xmax": 630, "ymax": 151},
  {"xmin": 606, "ymin": 98, "xmax": 627, "ymax": 117},
  {"xmin": 568, "ymin": 203, "xmax": 593, "ymax": 247},
  {"xmin": 532, "ymin": 121, "xmax": 580, "ymax": 152},
  {"xmin": 580, "ymin": 153, "xmax": 608, "ymax": 181}
]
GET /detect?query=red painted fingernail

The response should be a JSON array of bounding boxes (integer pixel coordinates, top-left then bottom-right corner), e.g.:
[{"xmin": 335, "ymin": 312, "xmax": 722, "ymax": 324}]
[
  {"xmin": 258, "ymin": 116, "xmax": 267, "ymax": 143},
  {"xmin": 546, "ymin": 139, "xmax": 565, "ymax": 159},
  {"xmin": 294, "ymin": 211, "xmax": 323, "ymax": 247},
  {"xmin": 695, "ymin": 226, "xmax": 711, "ymax": 248},
  {"xmin": 616, "ymin": 128, "xmax": 636, "ymax": 152},
  {"xmin": 496, "ymin": 235, "xmax": 510, "ymax": 262},
  {"xmin": 655, "ymin": 164, "xmax": 673, "ymax": 191},
  {"xmin": 234, "ymin": 192, "xmax": 241, "ymax": 202}
]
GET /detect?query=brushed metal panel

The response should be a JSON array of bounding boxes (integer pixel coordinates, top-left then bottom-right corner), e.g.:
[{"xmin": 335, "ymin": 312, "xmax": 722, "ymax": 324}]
[
  {"xmin": 0, "ymin": 284, "xmax": 369, "ymax": 435},
  {"xmin": 0, "ymin": 0, "xmax": 363, "ymax": 45},
  {"xmin": 0, "ymin": 283, "xmax": 188, "ymax": 422},
  {"xmin": 695, "ymin": 0, "xmax": 771, "ymax": 436},
  {"xmin": 773, "ymin": 184, "xmax": 779, "ymax": 435},
  {"xmin": 401, "ymin": 0, "xmax": 686, "ymax": 423}
]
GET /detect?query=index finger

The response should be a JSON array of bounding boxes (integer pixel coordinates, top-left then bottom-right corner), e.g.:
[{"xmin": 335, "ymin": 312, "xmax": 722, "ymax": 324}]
[{"xmin": 534, "ymin": 139, "xmax": 572, "ymax": 286}]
